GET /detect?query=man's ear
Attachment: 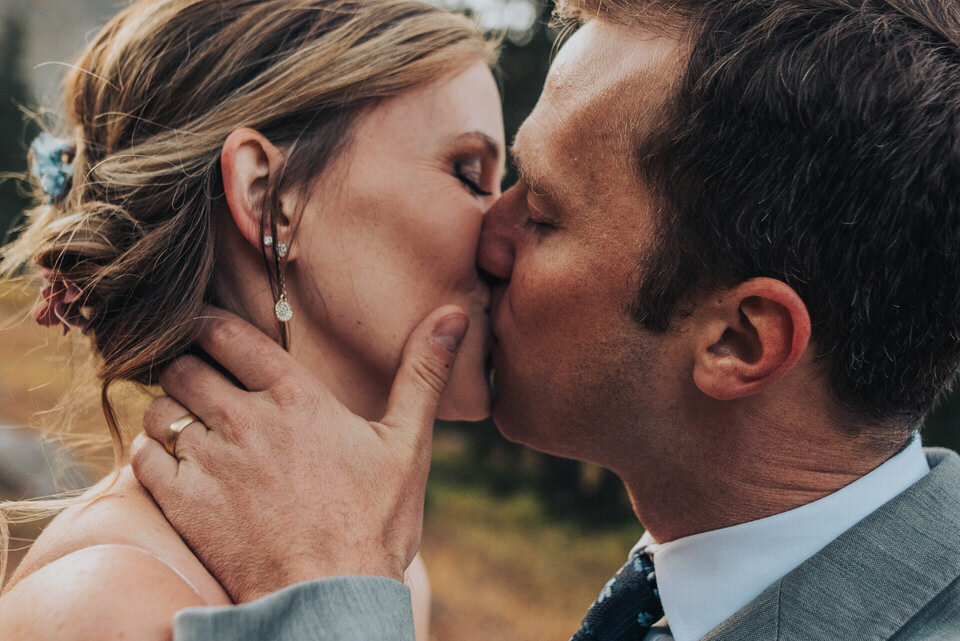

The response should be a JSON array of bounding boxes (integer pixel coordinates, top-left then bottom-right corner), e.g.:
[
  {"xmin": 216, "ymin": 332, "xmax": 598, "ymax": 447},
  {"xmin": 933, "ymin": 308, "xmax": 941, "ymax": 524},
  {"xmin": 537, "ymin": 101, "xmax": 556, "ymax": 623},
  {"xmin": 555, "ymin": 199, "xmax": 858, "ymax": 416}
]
[
  {"xmin": 221, "ymin": 128, "xmax": 296, "ymax": 259},
  {"xmin": 692, "ymin": 278, "xmax": 811, "ymax": 400}
]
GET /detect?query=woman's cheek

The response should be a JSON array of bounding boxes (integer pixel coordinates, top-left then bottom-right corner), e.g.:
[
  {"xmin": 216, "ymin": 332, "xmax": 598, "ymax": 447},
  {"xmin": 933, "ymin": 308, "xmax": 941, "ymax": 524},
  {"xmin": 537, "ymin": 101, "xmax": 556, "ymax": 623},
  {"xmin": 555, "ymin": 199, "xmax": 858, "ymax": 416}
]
[{"xmin": 433, "ymin": 202, "xmax": 486, "ymax": 287}]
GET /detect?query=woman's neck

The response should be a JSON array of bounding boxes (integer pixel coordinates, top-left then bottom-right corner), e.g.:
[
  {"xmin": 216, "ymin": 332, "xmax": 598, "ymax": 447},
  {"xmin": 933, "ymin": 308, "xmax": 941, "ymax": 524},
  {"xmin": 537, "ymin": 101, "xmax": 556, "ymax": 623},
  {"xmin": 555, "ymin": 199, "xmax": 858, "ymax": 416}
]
[{"xmin": 213, "ymin": 223, "xmax": 390, "ymax": 422}]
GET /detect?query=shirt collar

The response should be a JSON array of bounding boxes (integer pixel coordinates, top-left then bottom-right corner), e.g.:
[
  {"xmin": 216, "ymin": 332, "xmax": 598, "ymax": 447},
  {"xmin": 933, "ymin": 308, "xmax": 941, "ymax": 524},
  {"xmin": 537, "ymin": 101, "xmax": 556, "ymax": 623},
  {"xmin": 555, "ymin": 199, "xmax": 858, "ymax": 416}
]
[{"xmin": 634, "ymin": 437, "xmax": 930, "ymax": 641}]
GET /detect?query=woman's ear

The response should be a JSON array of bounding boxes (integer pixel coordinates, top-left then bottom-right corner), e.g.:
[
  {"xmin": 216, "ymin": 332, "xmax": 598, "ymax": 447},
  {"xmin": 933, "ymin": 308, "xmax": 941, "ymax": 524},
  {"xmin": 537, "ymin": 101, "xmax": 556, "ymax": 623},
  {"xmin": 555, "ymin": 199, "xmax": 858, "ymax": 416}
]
[
  {"xmin": 692, "ymin": 278, "xmax": 811, "ymax": 400},
  {"xmin": 221, "ymin": 128, "xmax": 296, "ymax": 258}
]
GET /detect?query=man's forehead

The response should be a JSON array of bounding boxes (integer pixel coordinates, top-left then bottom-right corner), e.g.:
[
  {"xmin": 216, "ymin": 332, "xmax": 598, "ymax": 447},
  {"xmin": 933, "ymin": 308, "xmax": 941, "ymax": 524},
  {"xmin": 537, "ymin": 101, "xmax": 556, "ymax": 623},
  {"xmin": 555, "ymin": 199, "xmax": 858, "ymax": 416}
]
[
  {"xmin": 545, "ymin": 20, "xmax": 682, "ymax": 118},
  {"xmin": 513, "ymin": 20, "xmax": 684, "ymax": 202}
]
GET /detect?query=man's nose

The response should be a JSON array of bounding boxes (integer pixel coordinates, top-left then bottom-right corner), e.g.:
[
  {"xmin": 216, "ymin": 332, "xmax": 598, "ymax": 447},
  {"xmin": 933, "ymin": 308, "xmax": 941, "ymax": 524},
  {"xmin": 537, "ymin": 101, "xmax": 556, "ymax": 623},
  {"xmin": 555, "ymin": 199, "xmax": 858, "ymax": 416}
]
[{"xmin": 478, "ymin": 186, "xmax": 518, "ymax": 282}]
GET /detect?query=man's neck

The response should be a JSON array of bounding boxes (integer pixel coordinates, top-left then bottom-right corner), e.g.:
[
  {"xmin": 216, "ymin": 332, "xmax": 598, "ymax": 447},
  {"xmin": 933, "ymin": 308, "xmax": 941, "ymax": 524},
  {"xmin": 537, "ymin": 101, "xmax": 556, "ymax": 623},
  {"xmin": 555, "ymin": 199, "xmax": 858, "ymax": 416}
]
[{"xmin": 618, "ymin": 407, "xmax": 911, "ymax": 544}]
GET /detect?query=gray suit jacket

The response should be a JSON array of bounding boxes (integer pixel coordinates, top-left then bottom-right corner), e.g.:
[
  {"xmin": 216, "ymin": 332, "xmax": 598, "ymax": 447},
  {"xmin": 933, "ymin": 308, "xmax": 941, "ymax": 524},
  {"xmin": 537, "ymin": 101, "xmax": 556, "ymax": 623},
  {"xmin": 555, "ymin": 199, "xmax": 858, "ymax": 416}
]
[
  {"xmin": 174, "ymin": 448, "xmax": 960, "ymax": 641},
  {"xmin": 703, "ymin": 447, "xmax": 960, "ymax": 641}
]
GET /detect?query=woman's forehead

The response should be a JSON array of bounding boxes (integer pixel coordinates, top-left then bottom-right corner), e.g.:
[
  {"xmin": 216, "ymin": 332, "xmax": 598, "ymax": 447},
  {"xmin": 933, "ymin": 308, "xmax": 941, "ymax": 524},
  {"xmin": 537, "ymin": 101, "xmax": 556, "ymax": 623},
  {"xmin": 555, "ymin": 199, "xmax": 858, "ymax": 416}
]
[{"xmin": 354, "ymin": 62, "xmax": 504, "ymax": 152}]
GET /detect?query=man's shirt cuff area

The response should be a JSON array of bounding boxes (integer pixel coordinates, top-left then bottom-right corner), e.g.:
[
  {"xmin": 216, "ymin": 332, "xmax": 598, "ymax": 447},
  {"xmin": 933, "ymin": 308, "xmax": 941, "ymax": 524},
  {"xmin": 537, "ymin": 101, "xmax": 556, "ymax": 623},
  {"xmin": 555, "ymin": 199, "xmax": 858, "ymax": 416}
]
[{"xmin": 173, "ymin": 576, "xmax": 415, "ymax": 641}]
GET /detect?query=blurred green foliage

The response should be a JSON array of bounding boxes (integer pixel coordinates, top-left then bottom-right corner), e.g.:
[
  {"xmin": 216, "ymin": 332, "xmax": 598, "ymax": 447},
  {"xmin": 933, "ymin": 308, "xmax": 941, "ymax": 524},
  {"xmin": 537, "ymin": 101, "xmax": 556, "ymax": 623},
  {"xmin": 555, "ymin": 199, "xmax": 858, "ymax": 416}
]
[
  {"xmin": 922, "ymin": 390, "xmax": 960, "ymax": 453},
  {"xmin": 0, "ymin": 10, "xmax": 37, "ymax": 242},
  {"xmin": 496, "ymin": 1, "xmax": 556, "ymax": 187}
]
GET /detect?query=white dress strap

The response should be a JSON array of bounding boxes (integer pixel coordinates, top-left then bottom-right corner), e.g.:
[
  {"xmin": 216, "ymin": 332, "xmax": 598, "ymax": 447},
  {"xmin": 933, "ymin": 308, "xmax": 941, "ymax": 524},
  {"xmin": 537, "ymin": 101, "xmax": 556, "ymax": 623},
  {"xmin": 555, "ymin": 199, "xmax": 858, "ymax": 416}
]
[{"xmin": 83, "ymin": 543, "xmax": 206, "ymax": 601}]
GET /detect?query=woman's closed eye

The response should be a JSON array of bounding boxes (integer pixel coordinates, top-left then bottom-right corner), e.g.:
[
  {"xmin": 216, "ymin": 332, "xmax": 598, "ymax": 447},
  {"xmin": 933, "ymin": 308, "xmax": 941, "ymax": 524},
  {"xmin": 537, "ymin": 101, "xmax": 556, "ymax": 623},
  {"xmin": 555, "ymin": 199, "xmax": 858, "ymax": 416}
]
[{"xmin": 454, "ymin": 158, "xmax": 492, "ymax": 197}]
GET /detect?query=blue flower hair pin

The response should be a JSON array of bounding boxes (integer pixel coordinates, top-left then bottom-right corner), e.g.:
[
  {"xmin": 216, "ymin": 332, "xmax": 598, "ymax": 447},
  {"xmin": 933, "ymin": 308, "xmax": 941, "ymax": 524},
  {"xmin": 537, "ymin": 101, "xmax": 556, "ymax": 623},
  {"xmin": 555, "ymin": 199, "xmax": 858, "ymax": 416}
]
[{"xmin": 30, "ymin": 133, "xmax": 75, "ymax": 203}]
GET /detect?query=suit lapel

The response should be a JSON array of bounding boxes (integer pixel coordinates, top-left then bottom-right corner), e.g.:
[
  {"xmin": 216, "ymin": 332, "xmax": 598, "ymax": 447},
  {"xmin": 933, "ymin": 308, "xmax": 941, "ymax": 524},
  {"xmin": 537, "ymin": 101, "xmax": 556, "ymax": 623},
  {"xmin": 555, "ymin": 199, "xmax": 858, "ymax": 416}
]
[
  {"xmin": 699, "ymin": 579, "xmax": 781, "ymax": 641},
  {"xmin": 702, "ymin": 448, "xmax": 960, "ymax": 641}
]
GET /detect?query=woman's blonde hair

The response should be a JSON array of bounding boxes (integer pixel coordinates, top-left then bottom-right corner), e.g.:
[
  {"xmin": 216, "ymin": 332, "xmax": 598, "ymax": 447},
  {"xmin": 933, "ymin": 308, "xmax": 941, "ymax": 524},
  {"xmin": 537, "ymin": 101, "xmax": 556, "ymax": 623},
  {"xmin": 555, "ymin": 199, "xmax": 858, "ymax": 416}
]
[{"xmin": 0, "ymin": 0, "xmax": 494, "ymax": 584}]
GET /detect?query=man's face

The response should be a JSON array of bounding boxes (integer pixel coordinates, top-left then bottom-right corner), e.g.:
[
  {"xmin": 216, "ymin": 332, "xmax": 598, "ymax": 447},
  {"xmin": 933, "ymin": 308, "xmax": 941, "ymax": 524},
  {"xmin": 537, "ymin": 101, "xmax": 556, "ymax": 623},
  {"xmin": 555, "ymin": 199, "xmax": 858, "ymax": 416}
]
[{"xmin": 479, "ymin": 20, "xmax": 689, "ymax": 469}]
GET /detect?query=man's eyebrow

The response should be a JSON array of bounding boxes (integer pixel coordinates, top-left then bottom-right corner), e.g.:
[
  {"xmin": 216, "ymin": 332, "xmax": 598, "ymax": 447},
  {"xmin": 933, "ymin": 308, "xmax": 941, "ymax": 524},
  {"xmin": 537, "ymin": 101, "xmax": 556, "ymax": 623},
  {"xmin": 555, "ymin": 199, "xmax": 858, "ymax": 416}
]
[{"xmin": 510, "ymin": 143, "xmax": 552, "ymax": 197}]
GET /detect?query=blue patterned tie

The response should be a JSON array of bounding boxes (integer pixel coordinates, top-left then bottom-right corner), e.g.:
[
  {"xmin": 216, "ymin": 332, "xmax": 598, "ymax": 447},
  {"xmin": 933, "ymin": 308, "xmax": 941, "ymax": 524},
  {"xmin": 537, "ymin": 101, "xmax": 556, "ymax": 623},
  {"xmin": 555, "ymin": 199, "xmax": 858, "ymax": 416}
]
[{"xmin": 570, "ymin": 549, "xmax": 663, "ymax": 641}]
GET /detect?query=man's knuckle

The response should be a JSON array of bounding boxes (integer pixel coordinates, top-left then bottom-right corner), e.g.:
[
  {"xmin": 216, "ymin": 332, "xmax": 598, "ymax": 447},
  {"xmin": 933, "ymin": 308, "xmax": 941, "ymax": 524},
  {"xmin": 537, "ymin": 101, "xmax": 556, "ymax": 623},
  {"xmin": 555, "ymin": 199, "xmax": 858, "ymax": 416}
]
[
  {"xmin": 143, "ymin": 398, "xmax": 171, "ymax": 430},
  {"xmin": 207, "ymin": 317, "xmax": 245, "ymax": 349},
  {"xmin": 269, "ymin": 376, "xmax": 315, "ymax": 409},
  {"xmin": 204, "ymin": 403, "xmax": 232, "ymax": 429},
  {"xmin": 185, "ymin": 442, "xmax": 217, "ymax": 470},
  {"xmin": 221, "ymin": 404, "xmax": 257, "ymax": 442},
  {"xmin": 160, "ymin": 357, "xmax": 191, "ymax": 387},
  {"xmin": 411, "ymin": 357, "xmax": 447, "ymax": 396},
  {"xmin": 248, "ymin": 342, "xmax": 277, "ymax": 368},
  {"xmin": 130, "ymin": 441, "xmax": 150, "ymax": 471},
  {"xmin": 142, "ymin": 401, "xmax": 160, "ymax": 428},
  {"xmin": 157, "ymin": 367, "xmax": 174, "ymax": 390}
]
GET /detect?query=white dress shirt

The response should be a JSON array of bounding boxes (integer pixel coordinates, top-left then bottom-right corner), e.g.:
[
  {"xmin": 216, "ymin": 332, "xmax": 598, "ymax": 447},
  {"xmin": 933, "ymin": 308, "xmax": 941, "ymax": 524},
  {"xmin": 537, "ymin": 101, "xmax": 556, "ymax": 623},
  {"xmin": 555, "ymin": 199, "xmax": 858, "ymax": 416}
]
[{"xmin": 636, "ymin": 437, "xmax": 930, "ymax": 641}]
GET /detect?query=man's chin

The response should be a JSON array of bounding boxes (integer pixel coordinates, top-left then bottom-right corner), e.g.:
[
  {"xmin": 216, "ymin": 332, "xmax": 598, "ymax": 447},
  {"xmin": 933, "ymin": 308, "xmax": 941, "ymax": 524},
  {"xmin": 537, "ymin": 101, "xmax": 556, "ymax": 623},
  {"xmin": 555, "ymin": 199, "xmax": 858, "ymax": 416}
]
[
  {"xmin": 486, "ymin": 368, "xmax": 558, "ymax": 449},
  {"xmin": 489, "ymin": 395, "xmax": 533, "ymax": 446},
  {"xmin": 491, "ymin": 395, "xmax": 578, "ymax": 459}
]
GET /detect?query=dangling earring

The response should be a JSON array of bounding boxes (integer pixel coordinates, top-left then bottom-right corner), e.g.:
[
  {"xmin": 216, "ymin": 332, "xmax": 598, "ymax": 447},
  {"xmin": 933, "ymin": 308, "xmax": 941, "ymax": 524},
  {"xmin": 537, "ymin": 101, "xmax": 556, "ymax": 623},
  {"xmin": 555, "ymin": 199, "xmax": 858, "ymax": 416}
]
[
  {"xmin": 265, "ymin": 235, "xmax": 293, "ymax": 323},
  {"xmin": 275, "ymin": 276, "xmax": 293, "ymax": 322}
]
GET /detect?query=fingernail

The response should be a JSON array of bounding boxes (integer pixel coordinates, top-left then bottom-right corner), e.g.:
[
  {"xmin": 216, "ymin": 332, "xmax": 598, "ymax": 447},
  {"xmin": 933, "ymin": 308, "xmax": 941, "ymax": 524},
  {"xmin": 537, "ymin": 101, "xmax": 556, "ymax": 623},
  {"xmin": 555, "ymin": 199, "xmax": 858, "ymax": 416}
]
[{"xmin": 433, "ymin": 314, "xmax": 469, "ymax": 352}]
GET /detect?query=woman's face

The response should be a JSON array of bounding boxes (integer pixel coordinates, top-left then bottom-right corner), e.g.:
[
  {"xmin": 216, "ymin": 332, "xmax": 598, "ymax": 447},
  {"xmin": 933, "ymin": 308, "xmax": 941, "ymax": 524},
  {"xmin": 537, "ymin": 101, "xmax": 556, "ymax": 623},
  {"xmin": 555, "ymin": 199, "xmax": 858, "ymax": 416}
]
[{"xmin": 286, "ymin": 61, "xmax": 505, "ymax": 421}]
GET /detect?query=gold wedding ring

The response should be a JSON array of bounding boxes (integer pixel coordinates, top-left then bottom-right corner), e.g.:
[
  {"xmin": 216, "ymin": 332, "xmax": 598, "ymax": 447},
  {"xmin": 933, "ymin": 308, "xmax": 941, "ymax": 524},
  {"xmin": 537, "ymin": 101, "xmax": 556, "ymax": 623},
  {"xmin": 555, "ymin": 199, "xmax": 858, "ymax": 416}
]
[{"xmin": 164, "ymin": 413, "xmax": 199, "ymax": 457}]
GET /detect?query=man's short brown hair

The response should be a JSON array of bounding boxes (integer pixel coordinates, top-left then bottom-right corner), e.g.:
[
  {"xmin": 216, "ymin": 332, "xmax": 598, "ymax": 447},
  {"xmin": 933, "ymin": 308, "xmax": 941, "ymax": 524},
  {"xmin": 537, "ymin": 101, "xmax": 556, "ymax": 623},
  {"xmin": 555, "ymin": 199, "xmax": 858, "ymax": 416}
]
[{"xmin": 556, "ymin": 0, "xmax": 960, "ymax": 428}]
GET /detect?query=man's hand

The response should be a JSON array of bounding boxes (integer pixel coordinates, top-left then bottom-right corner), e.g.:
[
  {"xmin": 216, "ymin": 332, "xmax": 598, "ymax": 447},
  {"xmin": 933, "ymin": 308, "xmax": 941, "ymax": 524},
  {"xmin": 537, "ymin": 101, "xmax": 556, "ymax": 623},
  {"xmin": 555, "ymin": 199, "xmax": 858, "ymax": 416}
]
[{"xmin": 131, "ymin": 305, "xmax": 469, "ymax": 604}]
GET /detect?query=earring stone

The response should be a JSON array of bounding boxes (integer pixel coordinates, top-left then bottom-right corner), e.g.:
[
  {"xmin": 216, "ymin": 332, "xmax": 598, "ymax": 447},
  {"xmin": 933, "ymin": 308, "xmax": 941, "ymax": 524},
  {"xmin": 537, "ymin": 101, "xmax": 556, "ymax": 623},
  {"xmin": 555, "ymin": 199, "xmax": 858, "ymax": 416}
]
[
  {"xmin": 275, "ymin": 295, "xmax": 293, "ymax": 322},
  {"xmin": 277, "ymin": 241, "xmax": 288, "ymax": 259},
  {"xmin": 263, "ymin": 235, "xmax": 274, "ymax": 247}
]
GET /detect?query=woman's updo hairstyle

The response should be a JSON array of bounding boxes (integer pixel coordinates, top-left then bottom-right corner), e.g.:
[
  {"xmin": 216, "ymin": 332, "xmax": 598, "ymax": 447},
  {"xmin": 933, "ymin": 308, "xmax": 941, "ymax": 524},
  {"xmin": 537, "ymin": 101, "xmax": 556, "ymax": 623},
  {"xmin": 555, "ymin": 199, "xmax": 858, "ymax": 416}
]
[{"xmin": 1, "ymin": 0, "xmax": 494, "ymax": 458}]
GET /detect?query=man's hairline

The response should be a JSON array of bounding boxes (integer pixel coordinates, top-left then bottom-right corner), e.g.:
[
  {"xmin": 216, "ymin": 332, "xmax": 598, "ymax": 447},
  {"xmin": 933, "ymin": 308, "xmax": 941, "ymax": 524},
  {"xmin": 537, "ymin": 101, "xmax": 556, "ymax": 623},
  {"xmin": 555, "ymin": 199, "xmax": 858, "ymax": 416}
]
[{"xmin": 552, "ymin": 1, "xmax": 697, "ymax": 41}]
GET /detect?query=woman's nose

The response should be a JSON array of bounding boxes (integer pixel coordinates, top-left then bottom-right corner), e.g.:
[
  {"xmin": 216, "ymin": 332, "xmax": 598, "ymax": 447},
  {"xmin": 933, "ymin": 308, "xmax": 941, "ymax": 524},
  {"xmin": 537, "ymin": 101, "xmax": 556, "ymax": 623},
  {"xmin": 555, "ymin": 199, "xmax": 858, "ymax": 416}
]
[{"xmin": 478, "ymin": 188, "xmax": 517, "ymax": 282}]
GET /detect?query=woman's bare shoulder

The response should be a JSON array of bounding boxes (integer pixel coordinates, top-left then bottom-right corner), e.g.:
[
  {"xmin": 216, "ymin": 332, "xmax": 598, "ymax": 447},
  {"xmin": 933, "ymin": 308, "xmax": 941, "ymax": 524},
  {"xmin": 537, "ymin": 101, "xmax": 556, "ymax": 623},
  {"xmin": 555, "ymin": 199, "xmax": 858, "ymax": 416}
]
[
  {"xmin": 0, "ymin": 543, "xmax": 206, "ymax": 640},
  {"xmin": 7, "ymin": 466, "xmax": 230, "ymax": 606}
]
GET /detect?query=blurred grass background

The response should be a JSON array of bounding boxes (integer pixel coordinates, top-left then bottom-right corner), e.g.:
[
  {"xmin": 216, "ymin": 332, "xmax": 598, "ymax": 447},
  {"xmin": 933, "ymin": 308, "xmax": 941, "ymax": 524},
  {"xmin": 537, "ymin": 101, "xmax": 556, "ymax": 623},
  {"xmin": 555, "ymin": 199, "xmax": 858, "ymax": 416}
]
[{"xmin": 1, "ymin": 2, "xmax": 958, "ymax": 639}]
